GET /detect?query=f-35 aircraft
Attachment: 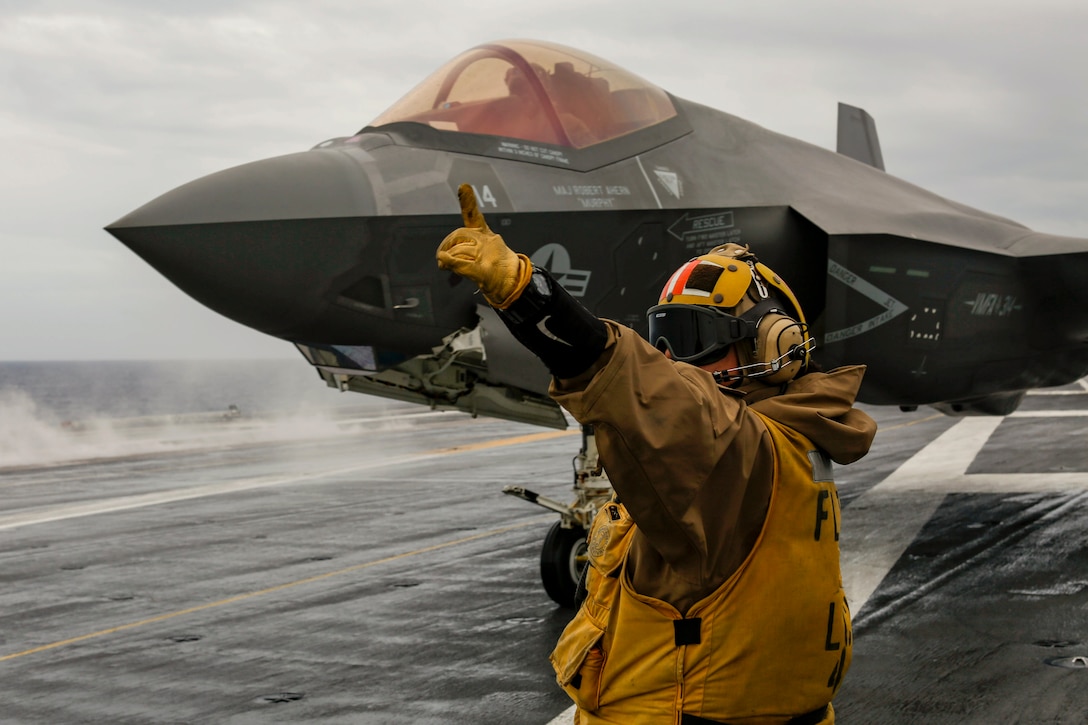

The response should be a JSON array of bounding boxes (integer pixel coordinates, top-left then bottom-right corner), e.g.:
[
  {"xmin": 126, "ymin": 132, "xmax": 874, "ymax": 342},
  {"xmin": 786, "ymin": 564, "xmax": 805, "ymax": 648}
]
[{"xmin": 106, "ymin": 39, "xmax": 1088, "ymax": 606}]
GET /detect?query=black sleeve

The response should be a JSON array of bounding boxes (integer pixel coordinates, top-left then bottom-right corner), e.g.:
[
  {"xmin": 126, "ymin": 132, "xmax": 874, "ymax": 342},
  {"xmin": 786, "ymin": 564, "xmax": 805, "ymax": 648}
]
[{"xmin": 496, "ymin": 267, "xmax": 608, "ymax": 379}]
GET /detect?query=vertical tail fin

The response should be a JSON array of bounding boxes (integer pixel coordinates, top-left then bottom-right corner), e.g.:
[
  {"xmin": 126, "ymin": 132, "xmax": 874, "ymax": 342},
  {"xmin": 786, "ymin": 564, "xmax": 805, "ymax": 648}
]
[{"xmin": 837, "ymin": 103, "xmax": 885, "ymax": 171}]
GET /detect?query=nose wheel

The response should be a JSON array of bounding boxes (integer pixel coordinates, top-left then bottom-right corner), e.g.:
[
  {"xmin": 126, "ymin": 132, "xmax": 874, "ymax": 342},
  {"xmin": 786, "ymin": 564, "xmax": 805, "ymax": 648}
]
[
  {"xmin": 503, "ymin": 424, "xmax": 612, "ymax": 608},
  {"xmin": 540, "ymin": 521, "xmax": 589, "ymax": 609}
]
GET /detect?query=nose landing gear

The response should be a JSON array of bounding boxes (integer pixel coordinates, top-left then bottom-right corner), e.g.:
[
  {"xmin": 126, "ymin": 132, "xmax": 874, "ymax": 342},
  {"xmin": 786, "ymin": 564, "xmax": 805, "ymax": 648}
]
[
  {"xmin": 503, "ymin": 424, "xmax": 611, "ymax": 608},
  {"xmin": 539, "ymin": 521, "xmax": 588, "ymax": 608}
]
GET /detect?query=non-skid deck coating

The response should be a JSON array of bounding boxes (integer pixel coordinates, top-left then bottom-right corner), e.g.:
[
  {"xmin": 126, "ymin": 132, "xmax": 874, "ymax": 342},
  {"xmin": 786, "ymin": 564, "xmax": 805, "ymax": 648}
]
[{"xmin": 2, "ymin": 381, "xmax": 1087, "ymax": 724}]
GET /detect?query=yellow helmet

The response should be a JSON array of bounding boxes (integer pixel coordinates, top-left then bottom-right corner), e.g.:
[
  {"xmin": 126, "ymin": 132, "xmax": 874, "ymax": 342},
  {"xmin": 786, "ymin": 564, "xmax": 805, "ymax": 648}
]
[{"xmin": 647, "ymin": 243, "xmax": 812, "ymax": 383}]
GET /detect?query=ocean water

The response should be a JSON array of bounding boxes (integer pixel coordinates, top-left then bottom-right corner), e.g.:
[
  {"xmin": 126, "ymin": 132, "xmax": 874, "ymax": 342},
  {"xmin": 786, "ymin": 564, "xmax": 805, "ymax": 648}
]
[{"xmin": 0, "ymin": 359, "xmax": 398, "ymax": 469}]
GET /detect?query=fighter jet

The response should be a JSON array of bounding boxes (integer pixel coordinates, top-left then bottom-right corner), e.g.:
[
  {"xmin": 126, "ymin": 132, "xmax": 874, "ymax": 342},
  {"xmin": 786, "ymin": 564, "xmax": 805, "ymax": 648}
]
[{"xmin": 106, "ymin": 39, "xmax": 1088, "ymax": 606}]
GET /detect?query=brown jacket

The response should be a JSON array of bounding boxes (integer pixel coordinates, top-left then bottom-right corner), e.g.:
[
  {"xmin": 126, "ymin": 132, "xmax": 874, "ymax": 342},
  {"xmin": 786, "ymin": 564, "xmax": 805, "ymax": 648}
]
[{"xmin": 552, "ymin": 322, "xmax": 876, "ymax": 613}]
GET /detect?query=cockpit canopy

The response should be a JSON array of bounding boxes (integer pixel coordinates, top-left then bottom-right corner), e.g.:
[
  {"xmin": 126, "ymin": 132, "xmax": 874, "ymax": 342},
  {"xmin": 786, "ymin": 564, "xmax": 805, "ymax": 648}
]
[{"xmin": 368, "ymin": 39, "xmax": 677, "ymax": 149}]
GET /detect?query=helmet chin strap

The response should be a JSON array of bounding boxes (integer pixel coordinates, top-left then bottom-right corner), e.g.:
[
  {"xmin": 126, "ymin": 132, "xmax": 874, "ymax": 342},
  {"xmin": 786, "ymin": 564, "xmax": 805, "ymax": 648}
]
[{"xmin": 711, "ymin": 338, "xmax": 815, "ymax": 385}]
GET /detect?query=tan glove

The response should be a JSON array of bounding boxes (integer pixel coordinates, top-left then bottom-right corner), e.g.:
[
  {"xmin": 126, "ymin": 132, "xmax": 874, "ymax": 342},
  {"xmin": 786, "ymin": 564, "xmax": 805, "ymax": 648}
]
[{"xmin": 436, "ymin": 184, "xmax": 533, "ymax": 309}]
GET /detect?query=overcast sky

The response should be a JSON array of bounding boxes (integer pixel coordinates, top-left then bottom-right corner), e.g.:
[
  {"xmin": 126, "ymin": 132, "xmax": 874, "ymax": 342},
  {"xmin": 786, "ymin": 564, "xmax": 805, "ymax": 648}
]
[{"xmin": 2, "ymin": 0, "xmax": 1085, "ymax": 360}]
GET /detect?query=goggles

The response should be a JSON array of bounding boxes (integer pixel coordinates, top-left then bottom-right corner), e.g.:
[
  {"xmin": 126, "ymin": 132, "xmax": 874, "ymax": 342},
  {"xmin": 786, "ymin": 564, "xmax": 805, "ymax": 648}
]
[{"xmin": 647, "ymin": 303, "xmax": 759, "ymax": 365}]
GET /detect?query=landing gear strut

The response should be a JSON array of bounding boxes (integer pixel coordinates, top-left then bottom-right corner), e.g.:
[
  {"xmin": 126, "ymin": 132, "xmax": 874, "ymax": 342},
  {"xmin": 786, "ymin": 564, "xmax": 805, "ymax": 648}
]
[{"xmin": 503, "ymin": 424, "xmax": 612, "ymax": 608}]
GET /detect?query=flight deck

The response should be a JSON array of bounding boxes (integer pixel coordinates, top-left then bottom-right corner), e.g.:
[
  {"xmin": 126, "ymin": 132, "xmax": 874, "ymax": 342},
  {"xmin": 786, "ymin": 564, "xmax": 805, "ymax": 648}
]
[{"xmin": 2, "ymin": 381, "xmax": 1087, "ymax": 723}]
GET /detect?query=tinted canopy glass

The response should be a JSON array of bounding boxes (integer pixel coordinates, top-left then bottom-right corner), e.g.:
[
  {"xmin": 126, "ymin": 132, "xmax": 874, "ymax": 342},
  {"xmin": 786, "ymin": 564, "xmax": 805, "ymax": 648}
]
[{"xmin": 369, "ymin": 40, "xmax": 677, "ymax": 149}]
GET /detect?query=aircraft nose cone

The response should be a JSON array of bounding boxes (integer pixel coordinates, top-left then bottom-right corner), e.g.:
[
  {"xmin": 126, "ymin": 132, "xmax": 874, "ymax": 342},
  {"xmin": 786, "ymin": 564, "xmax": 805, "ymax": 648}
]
[
  {"xmin": 106, "ymin": 148, "xmax": 378, "ymax": 339},
  {"xmin": 109, "ymin": 147, "xmax": 376, "ymax": 228}
]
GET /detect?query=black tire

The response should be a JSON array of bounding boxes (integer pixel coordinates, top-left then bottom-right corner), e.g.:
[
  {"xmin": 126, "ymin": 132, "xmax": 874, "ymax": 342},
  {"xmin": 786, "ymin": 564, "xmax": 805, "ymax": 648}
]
[{"xmin": 540, "ymin": 521, "xmax": 588, "ymax": 608}]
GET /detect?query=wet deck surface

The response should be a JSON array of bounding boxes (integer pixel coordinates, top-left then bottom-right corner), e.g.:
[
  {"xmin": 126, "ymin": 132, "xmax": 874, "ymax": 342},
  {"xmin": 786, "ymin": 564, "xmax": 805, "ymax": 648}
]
[
  {"xmin": 836, "ymin": 383, "xmax": 1088, "ymax": 724},
  {"xmin": 2, "ymin": 382, "xmax": 1087, "ymax": 724}
]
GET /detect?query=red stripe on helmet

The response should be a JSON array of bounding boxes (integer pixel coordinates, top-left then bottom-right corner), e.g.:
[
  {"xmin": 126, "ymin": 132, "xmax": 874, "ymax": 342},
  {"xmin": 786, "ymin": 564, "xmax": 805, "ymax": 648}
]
[{"xmin": 662, "ymin": 259, "xmax": 700, "ymax": 299}]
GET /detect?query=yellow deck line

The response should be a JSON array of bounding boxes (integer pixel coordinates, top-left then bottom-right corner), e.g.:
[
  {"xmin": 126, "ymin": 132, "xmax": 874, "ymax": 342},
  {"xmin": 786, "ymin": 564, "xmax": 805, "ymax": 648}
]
[{"xmin": 1, "ymin": 518, "xmax": 548, "ymax": 663}]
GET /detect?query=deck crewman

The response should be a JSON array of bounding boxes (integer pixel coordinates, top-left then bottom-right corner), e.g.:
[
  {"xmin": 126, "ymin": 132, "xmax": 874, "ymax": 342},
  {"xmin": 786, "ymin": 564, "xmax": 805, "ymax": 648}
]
[{"xmin": 437, "ymin": 184, "xmax": 876, "ymax": 724}]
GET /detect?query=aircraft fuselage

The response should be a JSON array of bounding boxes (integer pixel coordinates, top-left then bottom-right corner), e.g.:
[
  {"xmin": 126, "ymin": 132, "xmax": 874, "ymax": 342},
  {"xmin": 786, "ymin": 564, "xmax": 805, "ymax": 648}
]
[{"xmin": 106, "ymin": 40, "xmax": 1088, "ymax": 420}]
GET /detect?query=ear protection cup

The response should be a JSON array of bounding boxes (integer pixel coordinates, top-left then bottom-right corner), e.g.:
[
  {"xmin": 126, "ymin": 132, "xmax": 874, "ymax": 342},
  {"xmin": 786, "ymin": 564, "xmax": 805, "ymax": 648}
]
[{"xmin": 755, "ymin": 313, "xmax": 807, "ymax": 384}]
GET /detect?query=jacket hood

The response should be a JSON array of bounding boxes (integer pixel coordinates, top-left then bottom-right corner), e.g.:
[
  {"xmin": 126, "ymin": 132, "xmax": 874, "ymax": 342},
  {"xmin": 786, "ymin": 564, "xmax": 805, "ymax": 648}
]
[{"xmin": 745, "ymin": 365, "xmax": 876, "ymax": 464}]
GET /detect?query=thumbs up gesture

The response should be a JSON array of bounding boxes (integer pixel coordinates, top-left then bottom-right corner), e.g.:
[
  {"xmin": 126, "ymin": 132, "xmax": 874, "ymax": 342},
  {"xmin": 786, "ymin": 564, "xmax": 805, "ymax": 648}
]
[{"xmin": 436, "ymin": 184, "xmax": 532, "ymax": 309}]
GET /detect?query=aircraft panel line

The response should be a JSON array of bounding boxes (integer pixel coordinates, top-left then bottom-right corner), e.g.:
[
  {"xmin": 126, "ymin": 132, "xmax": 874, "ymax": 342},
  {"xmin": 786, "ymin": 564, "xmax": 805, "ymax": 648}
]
[{"xmin": 634, "ymin": 155, "xmax": 663, "ymax": 209}]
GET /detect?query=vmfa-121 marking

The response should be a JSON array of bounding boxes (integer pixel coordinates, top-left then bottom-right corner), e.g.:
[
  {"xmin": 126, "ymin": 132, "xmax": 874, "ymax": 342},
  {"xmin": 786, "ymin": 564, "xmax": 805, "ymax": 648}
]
[{"xmin": 107, "ymin": 40, "xmax": 1088, "ymax": 604}]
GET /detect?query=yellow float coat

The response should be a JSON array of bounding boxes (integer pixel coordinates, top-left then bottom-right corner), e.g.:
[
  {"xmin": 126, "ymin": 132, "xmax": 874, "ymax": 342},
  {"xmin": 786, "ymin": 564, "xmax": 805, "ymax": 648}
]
[
  {"xmin": 548, "ymin": 323, "xmax": 875, "ymax": 724},
  {"xmin": 552, "ymin": 414, "xmax": 848, "ymax": 724}
]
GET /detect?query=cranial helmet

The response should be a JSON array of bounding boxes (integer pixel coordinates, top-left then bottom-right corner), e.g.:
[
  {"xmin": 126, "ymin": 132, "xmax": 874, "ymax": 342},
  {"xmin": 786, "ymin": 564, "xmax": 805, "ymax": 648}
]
[{"xmin": 646, "ymin": 243, "xmax": 813, "ymax": 384}]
